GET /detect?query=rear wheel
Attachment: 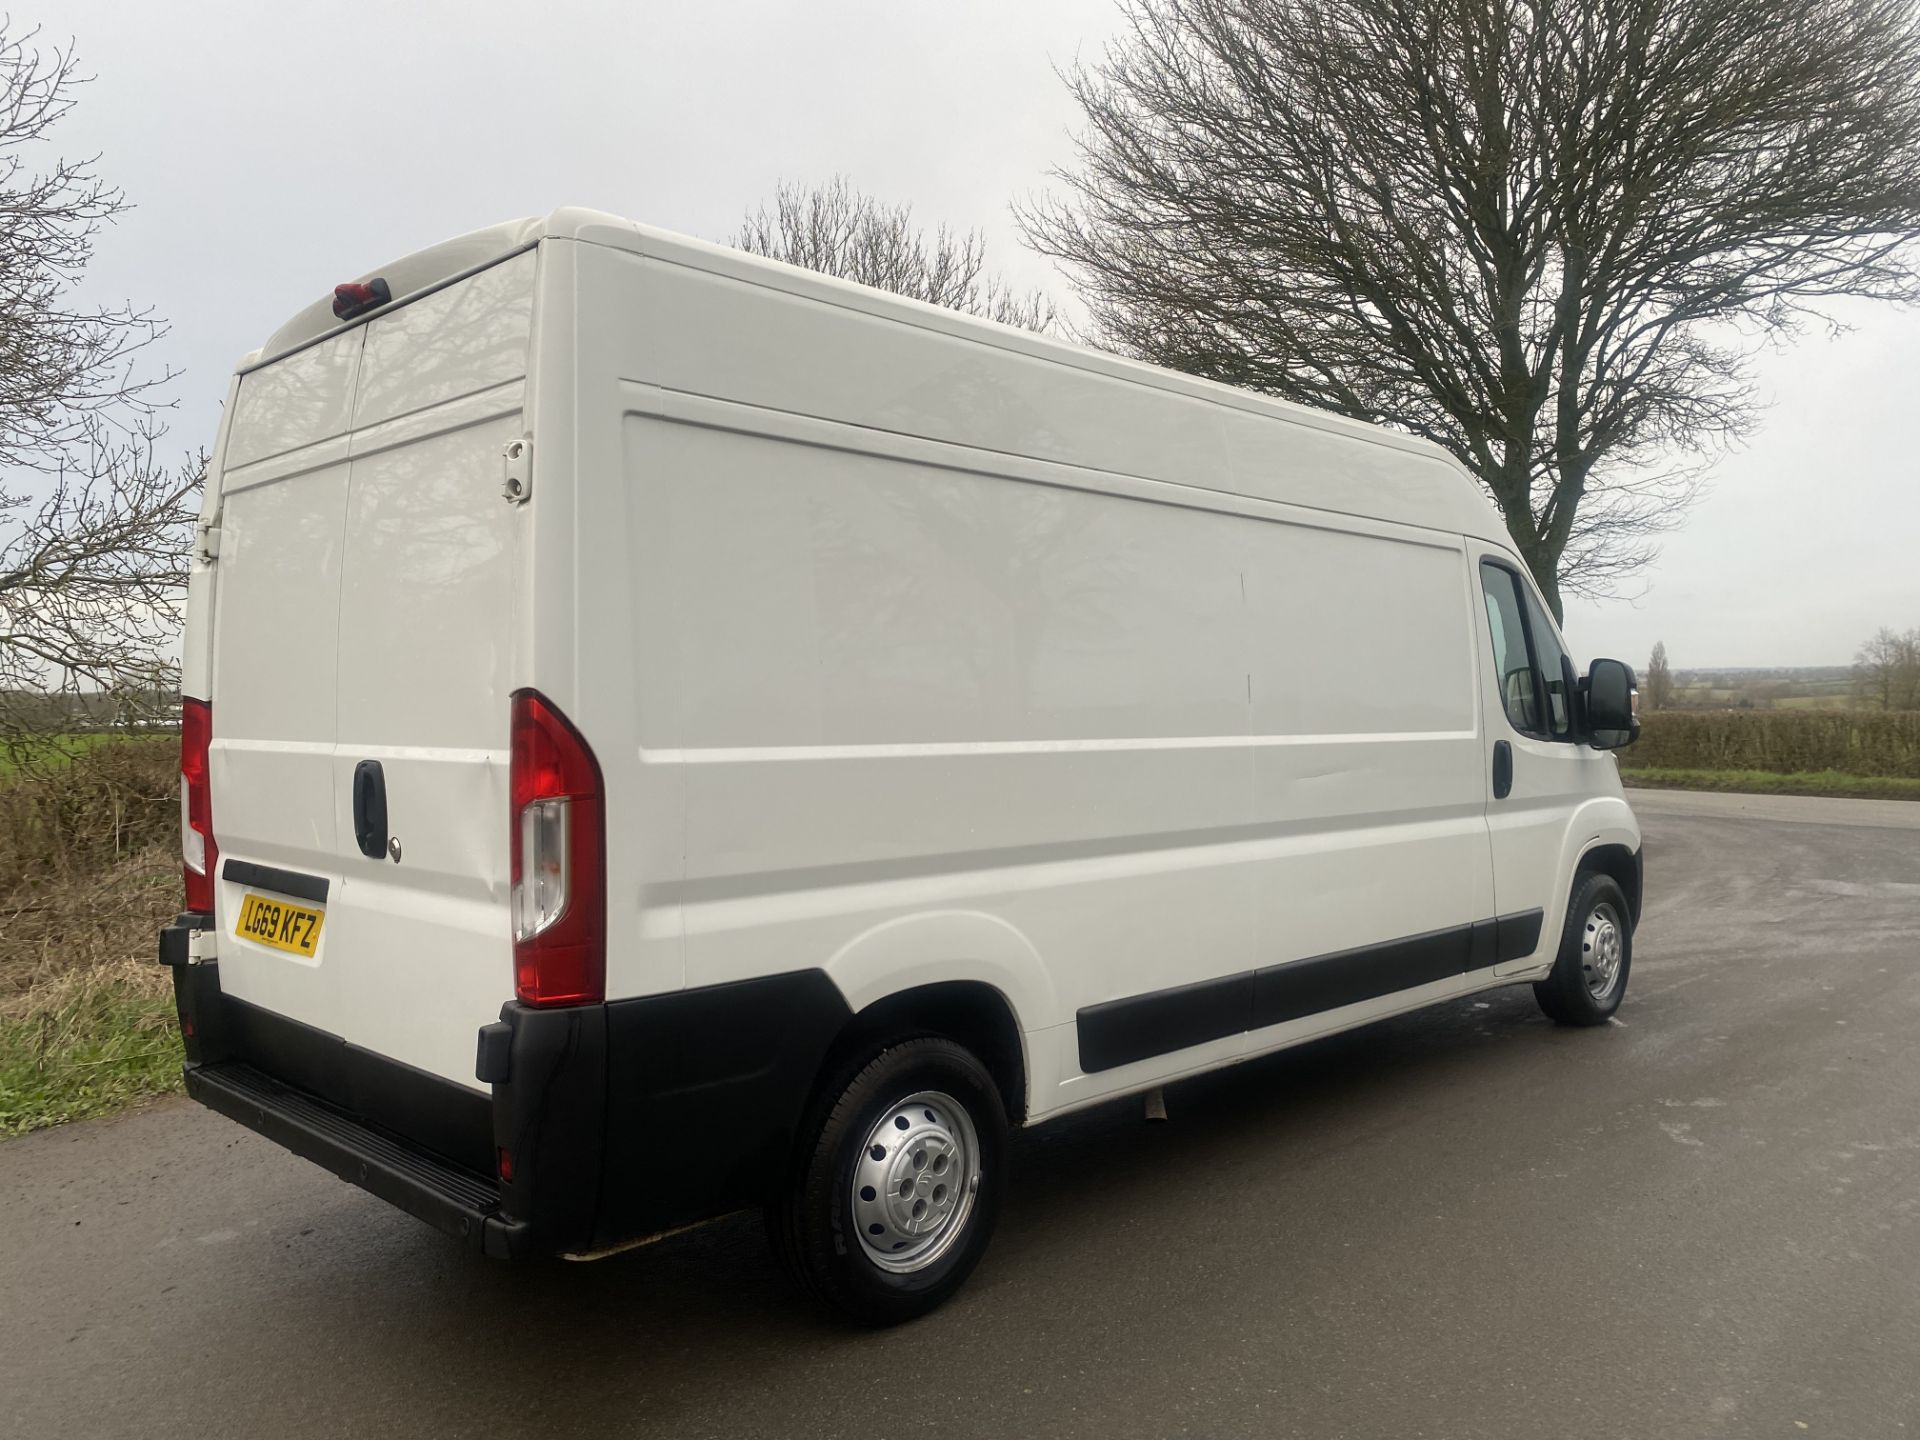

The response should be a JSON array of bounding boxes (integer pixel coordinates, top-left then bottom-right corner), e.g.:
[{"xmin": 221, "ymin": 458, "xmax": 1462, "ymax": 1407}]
[
  {"xmin": 1534, "ymin": 871, "xmax": 1634, "ymax": 1026},
  {"xmin": 769, "ymin": 1036, "xmax": 1007, "ymax": 1326}
]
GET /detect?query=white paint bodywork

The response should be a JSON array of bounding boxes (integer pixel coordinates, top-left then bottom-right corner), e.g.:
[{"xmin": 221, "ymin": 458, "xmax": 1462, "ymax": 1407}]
[{"xmin": 186, "ymin": 208, "xmax": 1639, "ymax": 1117}]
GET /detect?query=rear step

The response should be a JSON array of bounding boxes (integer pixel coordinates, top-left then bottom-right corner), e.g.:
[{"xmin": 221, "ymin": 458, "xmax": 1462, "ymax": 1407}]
[{"xmin": 186, "ymin": 1062, "xmax": 527, "ymax": 1258}]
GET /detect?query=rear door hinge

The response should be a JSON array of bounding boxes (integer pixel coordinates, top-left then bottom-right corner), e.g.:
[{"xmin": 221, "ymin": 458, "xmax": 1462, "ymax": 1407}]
[
  {"xmin": 196, "ymin": 523, "xmax": 223, "ymax": 563},
  {"xmin": 501, "ymin": 435, "xmax": 532, "ymax": 504}
]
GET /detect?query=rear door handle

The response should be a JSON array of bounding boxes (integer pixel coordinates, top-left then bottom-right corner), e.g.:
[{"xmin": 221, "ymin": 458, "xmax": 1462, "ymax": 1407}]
[
  {"xmin": 1492, "ymin": 740, "xmax": 1513, "ymax": 801},
  {"xmin": 352, "ymin": 760, "xmax": 388, "ymax": 859}
]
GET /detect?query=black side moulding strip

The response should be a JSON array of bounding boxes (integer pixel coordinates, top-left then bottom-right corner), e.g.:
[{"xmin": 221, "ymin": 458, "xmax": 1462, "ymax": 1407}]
[{"xmin": 1076, "ymin": 909, "xmax": 1551, "ymax": 1075}]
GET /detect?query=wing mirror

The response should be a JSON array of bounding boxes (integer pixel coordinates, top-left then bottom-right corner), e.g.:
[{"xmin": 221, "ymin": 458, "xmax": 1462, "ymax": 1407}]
[{"xmin": 1582, "ymin": 658, "xmax": 1640, "ymax": 750}]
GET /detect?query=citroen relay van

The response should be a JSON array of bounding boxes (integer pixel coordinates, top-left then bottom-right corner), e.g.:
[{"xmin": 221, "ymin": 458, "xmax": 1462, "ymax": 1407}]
[{"xmin": 160, "ymin": 208, "xmax": 1643, "ymax": 1324}]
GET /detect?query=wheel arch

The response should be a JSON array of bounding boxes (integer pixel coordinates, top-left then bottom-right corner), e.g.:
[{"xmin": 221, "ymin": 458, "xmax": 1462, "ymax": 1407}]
[
  {"xmin": 814, "ymin": 909, "xmax": 1052, "ymax": 1124},
  {"xmin": 822, "ymin": 979, "xmax": 1029, "ymax": 1126},
  {"xmin": 1575, "ymin": 839, "xmax": 1643, "ymax": 924}
]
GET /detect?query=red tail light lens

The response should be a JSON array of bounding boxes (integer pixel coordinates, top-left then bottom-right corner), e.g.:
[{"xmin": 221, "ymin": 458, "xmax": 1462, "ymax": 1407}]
[
  {"xmin": 181, "ymin": 697, "xmax": 217, "ymax": 913},
  {"xmin": 509, "ymin": 690, "xmax": 605, "ymax": 1006}
]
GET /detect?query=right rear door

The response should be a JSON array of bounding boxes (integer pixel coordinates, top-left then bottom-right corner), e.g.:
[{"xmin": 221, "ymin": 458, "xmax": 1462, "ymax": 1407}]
[{"xmin": 324, "ymin": 255, "xmax": 535, "ymax": 1084}]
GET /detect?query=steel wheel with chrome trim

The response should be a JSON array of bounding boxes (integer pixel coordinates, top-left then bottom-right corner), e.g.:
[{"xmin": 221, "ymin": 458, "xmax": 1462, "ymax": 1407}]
[
  {"xmin": 849, "ymin": 1090, "xmax": 983, "ymax": 1273},
  {"xmin": 1581, "ymin": 900, "xmax": 1627, "ymax": 1002},
  {"xmin": 1535, "ymin": 870, "xmax": 1636, "ymax": 1026},
  {"xmin": 769, "ymin": 1036, "xmax": 1007, "ymax": 1325}
]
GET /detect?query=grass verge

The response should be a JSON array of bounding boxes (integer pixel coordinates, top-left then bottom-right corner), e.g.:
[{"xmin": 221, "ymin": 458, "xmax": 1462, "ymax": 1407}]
[
  {"xmin": 0, "ymin": 981, "xmax": 182, "ymax": 1135},
  {"xmin": 2, "ymin": 739, "xmax": 183, "ymax": 1138},
  {"xmin": 0, "ymin": 844, "xmax": 183, "ymax": 1136},
  {"xmin": 1621, "ymin": 767, "xmax": 1920, "ymax": 801}
]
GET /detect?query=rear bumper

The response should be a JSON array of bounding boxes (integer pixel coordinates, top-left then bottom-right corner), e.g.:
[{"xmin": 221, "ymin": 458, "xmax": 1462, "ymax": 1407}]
[
  {"xmin": 186, "ymin": 1058, "xmax": 528, "ymax": 1257},
  {"xmin": 159, "ymin": 915, "xmax": 853, "ymax": 1259},
  {"xmin": 160, "ymin": 916, "xmax": 599, "ymax": 1259}
]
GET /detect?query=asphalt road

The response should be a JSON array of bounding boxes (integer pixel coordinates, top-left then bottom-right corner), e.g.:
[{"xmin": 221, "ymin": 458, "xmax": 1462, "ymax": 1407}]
[{"xmin": 5, "ymin": 789, "xmax": 1920, "ymax": 1439}]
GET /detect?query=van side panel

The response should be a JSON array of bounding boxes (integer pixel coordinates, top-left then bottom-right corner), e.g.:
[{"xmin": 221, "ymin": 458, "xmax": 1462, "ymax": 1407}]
[
  {"xmin": 567, "ymin": 240, "xmax": 1495, "ymax": 1120},
  {"xmin": 622, "ymin": 407, "xmax": 1262, "ymax": 1046},
  {"xmin": 1236, "ymin": 525, "xmax": 1493, "ymax": 1074},
  {"xmin": 610, "ymin": 237, "xmax": 1486, "ymax": 540}
]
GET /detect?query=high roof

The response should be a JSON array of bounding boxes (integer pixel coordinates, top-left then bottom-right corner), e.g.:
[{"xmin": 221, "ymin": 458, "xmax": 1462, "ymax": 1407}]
[{"xmin": 247, "ymin": 207, "xmax": 1510, "ymax": 551}]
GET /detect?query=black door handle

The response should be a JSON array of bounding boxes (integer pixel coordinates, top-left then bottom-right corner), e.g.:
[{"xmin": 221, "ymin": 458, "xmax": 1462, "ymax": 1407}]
[
  {"xmin": 352, "ymin": 760, "xmax": 388, "ymax": 859},
  {"xmin": 1492, "ymin": 740, "xmax": 1513, "ymax": 801}
]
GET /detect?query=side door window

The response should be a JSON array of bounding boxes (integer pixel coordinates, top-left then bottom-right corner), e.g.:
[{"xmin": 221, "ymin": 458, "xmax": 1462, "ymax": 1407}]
[{"xmin": 1480, "ymin": 562, "xmax": 1544, "ymax": 737}]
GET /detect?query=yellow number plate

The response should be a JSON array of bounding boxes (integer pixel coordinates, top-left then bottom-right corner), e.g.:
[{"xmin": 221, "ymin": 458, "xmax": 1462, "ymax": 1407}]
[{"xmin": 235, "ymin": 892, "xmax": 325, "ymax": 957}]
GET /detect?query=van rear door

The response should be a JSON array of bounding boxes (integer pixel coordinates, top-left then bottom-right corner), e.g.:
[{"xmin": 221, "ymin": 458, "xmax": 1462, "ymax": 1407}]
[
  {"xmin": 207, "ymin": 328, "xmax": 360, "ymax": 1042},
  {"xmin": 208, "ymin": 249, "xmax": 538, "ymax": 1089}
]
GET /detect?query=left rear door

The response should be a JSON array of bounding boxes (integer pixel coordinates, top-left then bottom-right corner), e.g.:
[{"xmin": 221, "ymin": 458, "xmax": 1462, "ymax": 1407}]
[{"xmin": 208, "ymin": 328, "xmax": 362, "ymax": 1039}]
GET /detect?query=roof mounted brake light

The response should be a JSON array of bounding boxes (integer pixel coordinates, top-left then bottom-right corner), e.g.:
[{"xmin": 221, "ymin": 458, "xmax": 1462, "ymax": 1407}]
[{"xmin": 332, "ymin": 277, "xmax": 391, "ymax": 321}]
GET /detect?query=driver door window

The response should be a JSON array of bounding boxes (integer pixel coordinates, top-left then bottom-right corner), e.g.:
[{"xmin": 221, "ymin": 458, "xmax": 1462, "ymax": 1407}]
[
  {"xmin": 1480, "ymin": 563, "xmax": 1543, "ymax": 736},
  {"xmin": 1523, "ymin": 588, "xmax": 1574, "ymax": 739}
]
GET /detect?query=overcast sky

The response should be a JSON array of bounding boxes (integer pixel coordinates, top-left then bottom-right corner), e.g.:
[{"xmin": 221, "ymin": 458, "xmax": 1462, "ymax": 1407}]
[{"xmin": 37, "ymin": 0, "xmax": 1920, "ymax": 669}]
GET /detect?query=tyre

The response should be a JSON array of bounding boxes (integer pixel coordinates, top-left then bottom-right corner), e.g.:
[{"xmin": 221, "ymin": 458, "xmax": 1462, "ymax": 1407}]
[
  {"xmin": 1534, "ymin": 871, "xmax": 1634, "ymax": 1026},
  {"xmin": 769, "ymin": 1036, "xmax": 1007, "ymax": 1326}
]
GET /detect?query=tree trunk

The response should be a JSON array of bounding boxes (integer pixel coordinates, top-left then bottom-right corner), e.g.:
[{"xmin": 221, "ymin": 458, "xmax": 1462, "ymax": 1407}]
[{"xmin": 1497, "ymin": 508, "xmax": 1564, "ymax": 623}]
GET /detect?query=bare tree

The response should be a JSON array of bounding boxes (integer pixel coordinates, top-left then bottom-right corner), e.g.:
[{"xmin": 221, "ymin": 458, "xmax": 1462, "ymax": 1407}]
[
  {"xmin": 734, "ymin": 176, "xmax": 1055, "ymax": 332},
  {"xmin": 0, "ymin": 436, "xmax": 202, "ymax": 739},
  {"xmin": 1020, "ymin": 0, "xmax": 1920, "ymax": 617},
  {"xmin": 1644, "ymin": 640, "xmax": 1673, "ymax": 712},
  {"xmin": 1854, "ymin": 626, "xmax": 1920, "ymax": 710},
  {"xmin": 0, "ymin": 26, "xmax": 190, "ymax": 751}
]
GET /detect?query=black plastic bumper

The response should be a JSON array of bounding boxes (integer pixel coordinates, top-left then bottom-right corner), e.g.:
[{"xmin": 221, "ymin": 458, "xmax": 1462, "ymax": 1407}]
[
  {"xmin": 160, "ymin": 915, "xmax": 593, "ymax": 1258},
  {"xmin": 186, "ymin": 1057, "xmax": 528, "ymax": 1257},
  {"xmin": 160, "ymin": 914, "xmax": 854, "ymax": 1258}
]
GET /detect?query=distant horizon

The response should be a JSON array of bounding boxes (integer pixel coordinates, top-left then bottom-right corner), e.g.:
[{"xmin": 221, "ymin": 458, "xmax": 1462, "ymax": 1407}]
[{"xmin": 1665, "ymin": 663, "xmax": 1854, "ymax": 674}]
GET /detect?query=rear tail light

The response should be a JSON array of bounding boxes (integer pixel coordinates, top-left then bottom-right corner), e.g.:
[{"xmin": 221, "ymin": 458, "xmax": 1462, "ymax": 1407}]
[
  {"xmin": 509, "ymin": 691, "xmax": 605, "ymax": 1006},
  {"xmin": 180, "ymin": 697, "xmax": 217, "ymax": 913}
]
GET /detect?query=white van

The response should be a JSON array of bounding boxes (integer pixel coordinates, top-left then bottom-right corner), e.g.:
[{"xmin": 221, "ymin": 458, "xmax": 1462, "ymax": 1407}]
[{"xmin": 161, "ymin": 208, "xmax": 1643, "ymax": 1324}]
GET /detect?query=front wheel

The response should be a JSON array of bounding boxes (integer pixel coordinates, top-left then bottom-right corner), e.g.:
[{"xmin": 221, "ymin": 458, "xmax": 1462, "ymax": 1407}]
[
  {"xmin": 769, "ymin": 1037, "xmax": 1007, "ymax": 1325},
  {"xmin": 1534, "ymin": 871, "xmax": 1634, "ymax": 1026}
]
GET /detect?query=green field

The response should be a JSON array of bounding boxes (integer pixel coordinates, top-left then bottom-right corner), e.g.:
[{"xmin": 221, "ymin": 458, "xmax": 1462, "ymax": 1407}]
[
  {"xmin": 1768, "ymin": 694, "xmax": 1858, "ymax": 711},
  {"xmin": 0, "ymin": 731, "xmax": 128, "ymax": 778}
]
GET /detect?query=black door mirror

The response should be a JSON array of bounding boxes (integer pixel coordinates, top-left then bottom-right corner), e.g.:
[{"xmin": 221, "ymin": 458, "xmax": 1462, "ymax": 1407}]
[{"xmin": 1583, "ymin": 659, "xmax": 1639, "ymax": 750}]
